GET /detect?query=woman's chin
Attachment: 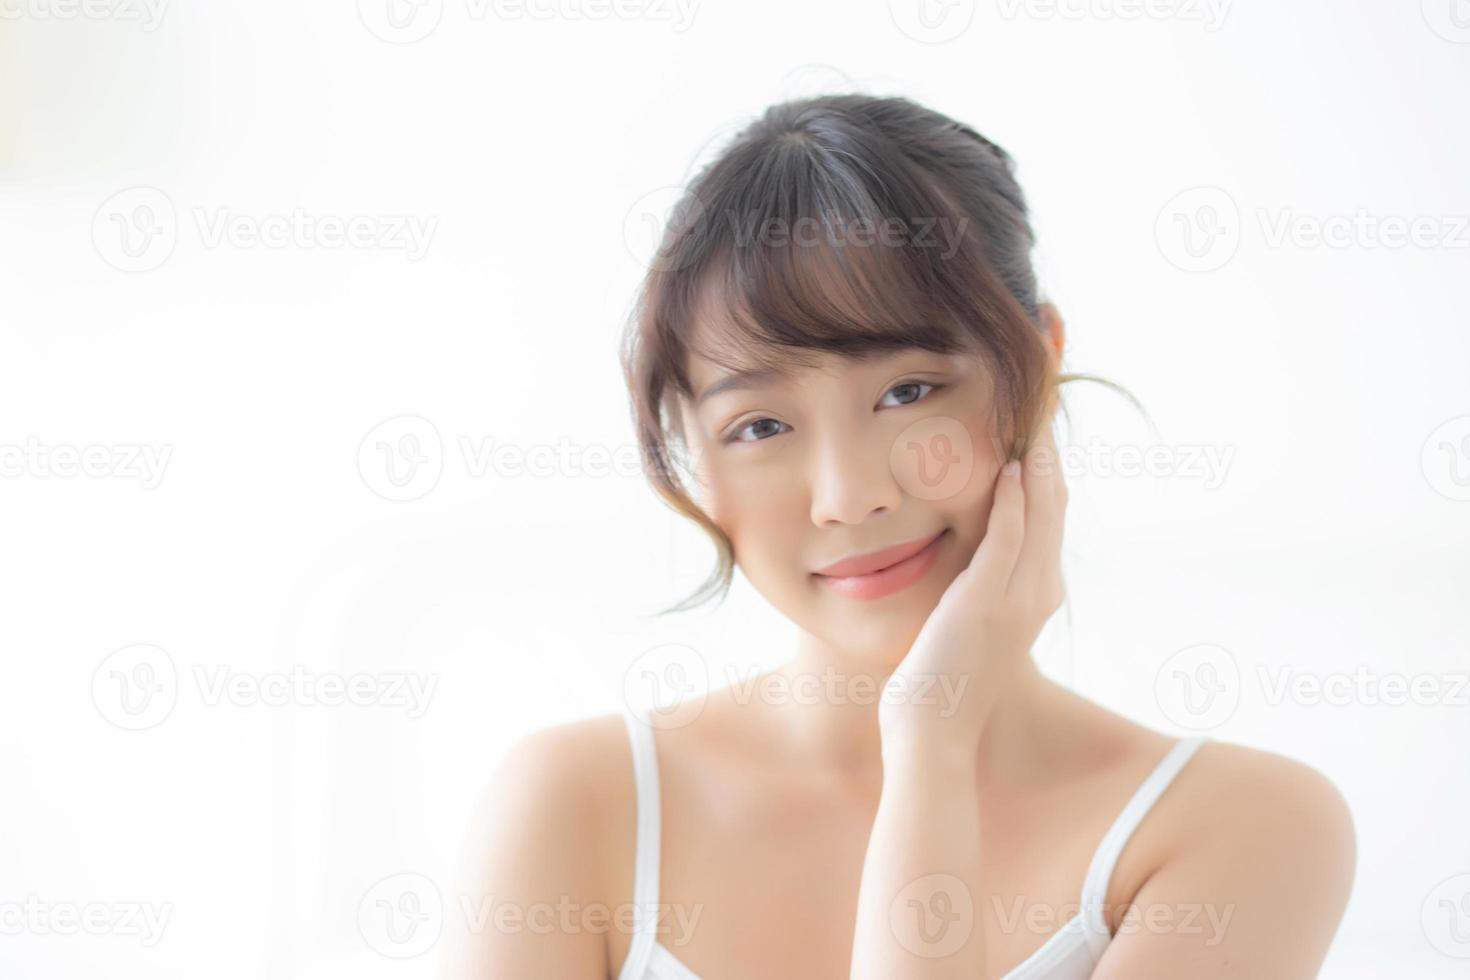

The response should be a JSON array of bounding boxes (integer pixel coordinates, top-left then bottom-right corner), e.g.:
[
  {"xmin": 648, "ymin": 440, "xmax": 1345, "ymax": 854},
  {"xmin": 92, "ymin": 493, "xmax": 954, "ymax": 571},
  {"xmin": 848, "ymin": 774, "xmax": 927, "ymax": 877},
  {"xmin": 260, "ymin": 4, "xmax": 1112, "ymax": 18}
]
[{"xmin": 809, "ymin": 578, "xmax": 950, "ymax": 661}]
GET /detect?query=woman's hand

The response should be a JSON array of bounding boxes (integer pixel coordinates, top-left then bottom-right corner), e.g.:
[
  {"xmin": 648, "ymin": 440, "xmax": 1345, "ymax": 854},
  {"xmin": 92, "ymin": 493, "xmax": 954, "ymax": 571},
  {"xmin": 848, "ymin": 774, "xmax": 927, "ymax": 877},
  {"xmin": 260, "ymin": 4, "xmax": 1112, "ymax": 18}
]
[
  {"xmin": 878, "ymin": 420, "xmax": 1068, "ymax": 757},
  {"xmin": 851, "ymin": 422, "xmax": 1067, "ymax": 978}
]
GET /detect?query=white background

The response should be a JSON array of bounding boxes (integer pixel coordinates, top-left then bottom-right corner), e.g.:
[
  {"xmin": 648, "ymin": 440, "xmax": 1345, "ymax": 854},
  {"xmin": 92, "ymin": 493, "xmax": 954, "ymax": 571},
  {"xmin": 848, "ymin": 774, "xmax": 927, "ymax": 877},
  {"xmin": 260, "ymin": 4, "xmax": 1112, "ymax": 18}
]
[{"xmin": 1, "ymin": 0, "xmax": 1467, "ymax": 976}]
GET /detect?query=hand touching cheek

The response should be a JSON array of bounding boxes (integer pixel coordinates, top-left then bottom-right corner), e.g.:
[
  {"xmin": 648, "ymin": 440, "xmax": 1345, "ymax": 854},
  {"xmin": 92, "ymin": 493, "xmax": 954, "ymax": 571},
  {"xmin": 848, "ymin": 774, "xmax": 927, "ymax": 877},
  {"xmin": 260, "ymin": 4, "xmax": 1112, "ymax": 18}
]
[{"xmin": 888, "ymin": 410, "xmax": 1007, "ymax": 573}]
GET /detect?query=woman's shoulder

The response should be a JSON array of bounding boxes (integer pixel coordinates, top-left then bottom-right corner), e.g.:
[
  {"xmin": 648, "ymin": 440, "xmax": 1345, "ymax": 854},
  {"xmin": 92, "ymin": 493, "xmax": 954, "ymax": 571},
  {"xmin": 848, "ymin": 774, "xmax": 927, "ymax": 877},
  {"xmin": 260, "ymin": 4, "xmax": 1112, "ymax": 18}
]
[
  {"xmin": 468, "ymin": 716, "xmax": 640, "ymax": 895},
  {"xmin": 449, "ymin": 712, "xmax": 640, "ymax": 976},
  {"xmin": 1057, "ymin": 695, "xmax": 1355, "ymax": 938},
  {"xmin": 475, "ymin": 711, "xmax": 641, "ymax": 876},
  {"xmin": 488, "ymin": 710, "xmax": 639, "ymax": 803},
  {"xmin": 1169, "ymin": 735, "xmax": 1356, "ymax": 879},
  {"xmin": 1104, "ymin": 720, "xmax": 1357, "ymax": 944},
  {"xmin": 446, "ymin": 708, "xmax": 643, "ymax": 975},
  {"xmin": 1065, "ymin": 690, "xmax": 1353, "ymax": 848},
  {"xmin": 1154, "ymin": 731, "xmax": 1356, "ymax": 852}
]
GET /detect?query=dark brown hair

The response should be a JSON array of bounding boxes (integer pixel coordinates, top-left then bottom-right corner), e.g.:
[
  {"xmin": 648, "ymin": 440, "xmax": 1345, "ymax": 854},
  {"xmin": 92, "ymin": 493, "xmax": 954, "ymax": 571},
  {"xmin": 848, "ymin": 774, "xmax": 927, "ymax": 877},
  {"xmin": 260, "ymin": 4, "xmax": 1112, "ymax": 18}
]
[{"xmin": 621, "ymin": 93, "xmax": 1119, "ymax": 614}]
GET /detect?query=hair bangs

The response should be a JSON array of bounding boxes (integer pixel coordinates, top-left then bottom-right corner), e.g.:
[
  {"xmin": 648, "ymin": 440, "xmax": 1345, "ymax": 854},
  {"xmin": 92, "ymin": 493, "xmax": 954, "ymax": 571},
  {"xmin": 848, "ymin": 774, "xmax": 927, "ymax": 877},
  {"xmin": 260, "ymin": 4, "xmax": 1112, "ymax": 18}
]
[{"xmin": 686, "ymin": 233, "xmax": 980, "ymax": 382}]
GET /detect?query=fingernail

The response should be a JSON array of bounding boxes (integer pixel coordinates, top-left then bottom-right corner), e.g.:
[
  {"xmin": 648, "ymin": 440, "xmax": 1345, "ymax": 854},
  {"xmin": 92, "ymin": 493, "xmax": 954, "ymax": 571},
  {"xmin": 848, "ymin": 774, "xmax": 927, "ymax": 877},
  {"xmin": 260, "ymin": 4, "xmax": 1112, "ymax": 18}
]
[{"xmin": 1003, "ymin": 460, "xmax": 1020, "ymax": 478}]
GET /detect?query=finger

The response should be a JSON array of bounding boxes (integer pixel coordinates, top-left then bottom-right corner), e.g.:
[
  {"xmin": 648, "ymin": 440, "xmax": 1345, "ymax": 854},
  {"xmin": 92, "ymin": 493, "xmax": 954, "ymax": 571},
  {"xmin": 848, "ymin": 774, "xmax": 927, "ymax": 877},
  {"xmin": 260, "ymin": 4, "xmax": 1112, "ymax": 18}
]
[
  {"xmin": 964, "ymin": 455, "xmax": 1026, "ymax": 599},
  {"xmin": 1036, "ymin": 424, "xmax": 1068, "ymax": 585},
  {"xmin": 1009, "ymin": 425, "xmax": 1064, "ymax": 599}
]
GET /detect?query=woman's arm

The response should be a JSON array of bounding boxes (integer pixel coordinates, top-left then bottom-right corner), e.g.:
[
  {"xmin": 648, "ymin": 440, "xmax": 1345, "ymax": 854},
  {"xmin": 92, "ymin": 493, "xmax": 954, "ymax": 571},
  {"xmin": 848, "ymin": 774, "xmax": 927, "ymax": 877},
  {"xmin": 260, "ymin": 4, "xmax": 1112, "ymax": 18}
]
[
  {"xmin": 852, "ymin": 430, "xmax": 1065, "ymax": 978},
  {"xmin": 444, "ymin": 724, "xmax": 611, "ymax": 980},
  {"xmin": 849, "ymin": 737, "xmax": 992, "ymax": 979}
]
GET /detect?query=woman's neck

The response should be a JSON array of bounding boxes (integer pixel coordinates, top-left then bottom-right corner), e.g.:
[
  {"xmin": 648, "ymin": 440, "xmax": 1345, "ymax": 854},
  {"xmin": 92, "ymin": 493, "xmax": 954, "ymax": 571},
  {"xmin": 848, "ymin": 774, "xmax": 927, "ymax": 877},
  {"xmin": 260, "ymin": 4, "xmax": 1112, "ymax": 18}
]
[{"xmin": 755, "ymin": 629, "xmax": 1064, "ymax": 787}]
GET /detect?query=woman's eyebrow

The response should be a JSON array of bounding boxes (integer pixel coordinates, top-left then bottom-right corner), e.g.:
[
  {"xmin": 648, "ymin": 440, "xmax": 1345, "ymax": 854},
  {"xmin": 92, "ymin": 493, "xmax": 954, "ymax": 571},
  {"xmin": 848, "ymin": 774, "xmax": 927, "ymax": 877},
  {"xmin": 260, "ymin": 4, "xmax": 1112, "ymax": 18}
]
[
  {"xmin": 692, "ymin": 348, "xmax": 955, "ymax": 406},
  {"xmin": 693, "ymin": 365, "xmax": 792, "ymax": 407}
]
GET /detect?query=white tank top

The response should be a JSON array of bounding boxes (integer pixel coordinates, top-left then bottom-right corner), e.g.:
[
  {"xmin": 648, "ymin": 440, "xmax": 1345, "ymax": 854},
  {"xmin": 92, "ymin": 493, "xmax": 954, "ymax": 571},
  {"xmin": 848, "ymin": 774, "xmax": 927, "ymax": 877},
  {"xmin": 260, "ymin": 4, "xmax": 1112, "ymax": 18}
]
[{"xmin": 616, "ymin": 706, "xmax": 1208, "ymax": 980}]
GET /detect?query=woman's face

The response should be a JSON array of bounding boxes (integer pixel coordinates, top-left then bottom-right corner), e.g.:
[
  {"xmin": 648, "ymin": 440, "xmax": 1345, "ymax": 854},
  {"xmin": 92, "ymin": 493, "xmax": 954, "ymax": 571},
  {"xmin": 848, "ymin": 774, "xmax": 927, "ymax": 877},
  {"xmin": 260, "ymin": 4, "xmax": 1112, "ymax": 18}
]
[{"xmin": 681, "ymin": 340, "xmax": 1008, "ymax": 665}]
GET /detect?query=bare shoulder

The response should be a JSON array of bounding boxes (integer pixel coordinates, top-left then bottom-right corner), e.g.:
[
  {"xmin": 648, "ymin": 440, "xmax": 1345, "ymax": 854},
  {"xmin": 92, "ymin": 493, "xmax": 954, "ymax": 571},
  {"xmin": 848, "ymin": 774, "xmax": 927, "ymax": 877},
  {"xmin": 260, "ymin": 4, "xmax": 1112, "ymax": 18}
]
[
  {"xmin": 1068, "ymin": 691, "xmax": 1356, "ymax": 880},
  {"xmin": 475, "ymin": 711, "xmax": 636, "ymax": 825},
  {"xmin": 1164, "ymin": 738, "xmax": 1357, "ymax": 866},
  {"xmin": 466, "ymin": 711, "xmax": 638, "ymax": 895},
  {"xmin": 1095, "ymin": 735, "xmax": 1358, "ymax": 977},
  {"xmin": 447, "ymin": 712, "xmax": 637, "ymax": 980}
]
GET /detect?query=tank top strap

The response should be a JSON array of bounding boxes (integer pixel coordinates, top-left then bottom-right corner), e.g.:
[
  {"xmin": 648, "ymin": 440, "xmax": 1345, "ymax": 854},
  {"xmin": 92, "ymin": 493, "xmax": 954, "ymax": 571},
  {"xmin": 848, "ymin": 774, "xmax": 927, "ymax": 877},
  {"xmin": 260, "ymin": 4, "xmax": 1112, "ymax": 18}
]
[
  {"xmin": 618, "ymin": 706, "xmax": 663, "ymax": 980},
  {"xmin": 1077, "ymin": 734, "xmax": 1210, "ymax": 955}
]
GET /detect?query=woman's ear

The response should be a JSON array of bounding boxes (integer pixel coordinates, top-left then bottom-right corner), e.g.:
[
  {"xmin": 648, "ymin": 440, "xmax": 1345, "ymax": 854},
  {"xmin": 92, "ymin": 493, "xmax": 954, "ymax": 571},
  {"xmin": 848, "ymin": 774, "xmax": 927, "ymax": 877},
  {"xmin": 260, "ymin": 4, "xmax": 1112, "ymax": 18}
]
[
  {"xmin": 1037, "ymin": 302, "xmax": 1066, "ymax": 367},
  {"xmin": 1037, "ymin": 302, "xmax": 1066, "ymax": 423}
]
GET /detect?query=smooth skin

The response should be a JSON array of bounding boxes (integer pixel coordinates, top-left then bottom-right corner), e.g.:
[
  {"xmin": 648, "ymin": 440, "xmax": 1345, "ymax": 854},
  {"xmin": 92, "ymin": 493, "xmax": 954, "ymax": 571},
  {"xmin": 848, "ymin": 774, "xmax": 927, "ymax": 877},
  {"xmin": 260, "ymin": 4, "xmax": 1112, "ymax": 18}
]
[{"xmin": 447, "ymin": 304, "xmax": 1356, "ymax": 979}]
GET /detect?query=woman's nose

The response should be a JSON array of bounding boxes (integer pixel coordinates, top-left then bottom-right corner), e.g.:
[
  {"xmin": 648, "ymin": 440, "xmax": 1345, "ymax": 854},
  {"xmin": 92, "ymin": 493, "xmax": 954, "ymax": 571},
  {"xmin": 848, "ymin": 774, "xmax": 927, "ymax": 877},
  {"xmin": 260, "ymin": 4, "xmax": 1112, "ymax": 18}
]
[{"xmin": 807, "ymin": 429, "xmax": 903, "ymax": 527}]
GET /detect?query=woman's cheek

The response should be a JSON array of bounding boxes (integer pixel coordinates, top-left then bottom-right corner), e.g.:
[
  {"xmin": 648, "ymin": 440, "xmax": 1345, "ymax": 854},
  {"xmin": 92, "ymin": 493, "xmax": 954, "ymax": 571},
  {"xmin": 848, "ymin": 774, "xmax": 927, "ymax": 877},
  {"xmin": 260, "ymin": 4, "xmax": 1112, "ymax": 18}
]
[
  {"xmin": 887, "ymin": 411, "xmax": 1003, "ymax": 508},
  {"xmin": 887, "ymin": 413, "xmax": 1002, "ymax": 560},
  {"xmin": 696, "ymin": 461, "xmax": 775, "ymax": 557},
  {"xmin": 687, "ymin": 432, "xmax": 736, "ymax": 524}
]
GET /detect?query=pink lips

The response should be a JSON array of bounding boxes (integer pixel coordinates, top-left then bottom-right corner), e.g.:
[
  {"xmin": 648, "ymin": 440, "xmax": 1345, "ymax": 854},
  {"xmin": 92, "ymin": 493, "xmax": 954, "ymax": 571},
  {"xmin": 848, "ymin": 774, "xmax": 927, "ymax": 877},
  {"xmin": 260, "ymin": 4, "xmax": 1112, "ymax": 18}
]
[{"xmin": 812, "ymin": 530, "xmax": 947, "ymax": 601}]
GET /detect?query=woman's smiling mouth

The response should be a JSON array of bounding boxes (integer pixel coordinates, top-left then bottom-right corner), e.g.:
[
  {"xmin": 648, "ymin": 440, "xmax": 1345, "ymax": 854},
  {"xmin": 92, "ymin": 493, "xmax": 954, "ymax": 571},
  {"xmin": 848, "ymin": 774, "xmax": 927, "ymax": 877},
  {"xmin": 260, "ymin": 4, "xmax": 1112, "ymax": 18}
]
[{"xmin": 811, "ymin": 529, "xmax": 948, "ymax": 600}]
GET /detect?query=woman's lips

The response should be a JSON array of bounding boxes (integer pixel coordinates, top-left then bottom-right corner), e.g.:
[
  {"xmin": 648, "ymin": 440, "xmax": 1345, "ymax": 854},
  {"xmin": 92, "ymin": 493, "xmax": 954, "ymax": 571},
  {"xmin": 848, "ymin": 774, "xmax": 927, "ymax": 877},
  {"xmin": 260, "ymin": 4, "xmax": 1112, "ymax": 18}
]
[{"xmin": 812, "ymin": 530, "xmax": 947, "ymax": 601}]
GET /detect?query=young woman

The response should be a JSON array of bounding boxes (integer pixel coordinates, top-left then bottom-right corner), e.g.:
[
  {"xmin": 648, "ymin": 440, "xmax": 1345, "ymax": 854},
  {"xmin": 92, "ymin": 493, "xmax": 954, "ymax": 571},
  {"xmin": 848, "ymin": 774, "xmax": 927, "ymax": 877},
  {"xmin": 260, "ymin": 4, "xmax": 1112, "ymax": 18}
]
[{"xmin": 452, "ymin": 94, "xmax": 1355, "ymax": 979}]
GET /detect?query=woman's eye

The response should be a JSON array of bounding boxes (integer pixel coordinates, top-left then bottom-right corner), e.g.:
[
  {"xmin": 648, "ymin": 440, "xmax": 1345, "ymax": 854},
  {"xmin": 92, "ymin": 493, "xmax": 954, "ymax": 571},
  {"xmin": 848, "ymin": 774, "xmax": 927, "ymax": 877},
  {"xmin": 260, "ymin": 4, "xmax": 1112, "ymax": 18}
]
[
  {"xmin": 728, "ymin": 417, "xmax": 791, "ymax": 444},
  {"xmin": 725, "ymin": 381, "xmax": 943, "ymax": 444},
  {"xmin": 879, "ymin": 380, "xmax": 939, "ymax": 408}
]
